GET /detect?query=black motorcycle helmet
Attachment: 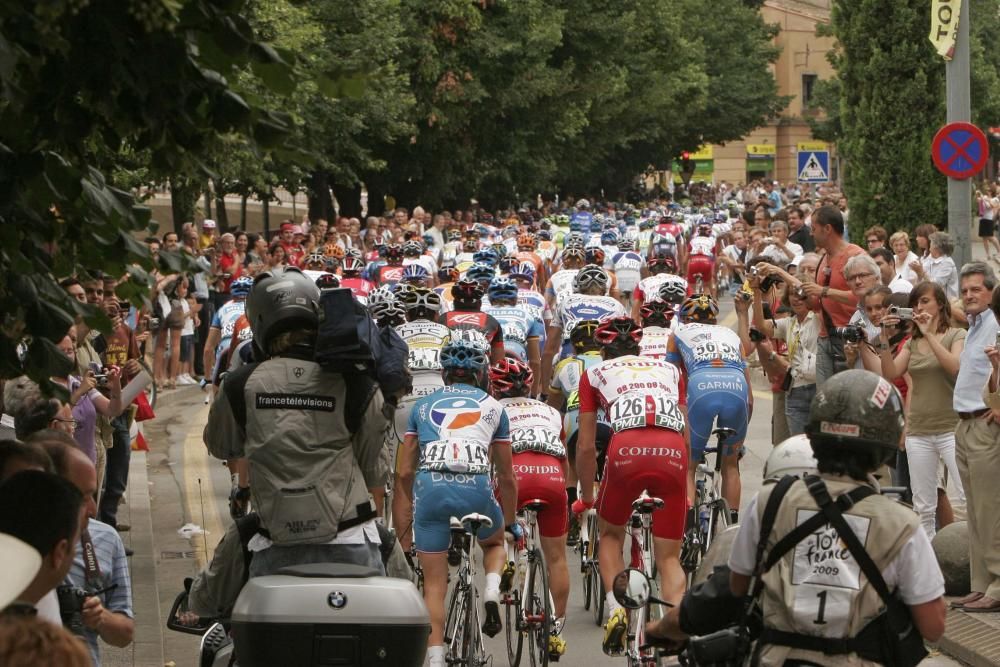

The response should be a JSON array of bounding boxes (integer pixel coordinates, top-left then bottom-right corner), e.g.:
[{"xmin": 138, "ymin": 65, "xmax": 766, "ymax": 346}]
[{"xmin": 246, "ymin": 266, "xmax": 321, "ymax": 356}]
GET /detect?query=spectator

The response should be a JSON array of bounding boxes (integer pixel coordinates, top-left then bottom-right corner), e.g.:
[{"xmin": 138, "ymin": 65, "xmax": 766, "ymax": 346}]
[
  {"xmin": 911, "ymin": 231, "xmax": 959, "ymax": 301},
  {"xmin": 913, "ymin": 223, "xmax": 938, "ymax": 270},
  {"xmin": 3, "ymin": 378, "xmax": 76, "ymax": 441},
  {"xmin": 863, "ymin": 224, "xmax": 888, "ymax": 250},
  {"xmin": 0, "ymin": 439, "xmax": 53, "ymax": 478},
  {"xmin": 889, "ymin": 231, "xmax": 919, "ymax": 284},
  {"xmin": 975, "ymin": 184, "xmax": 1000, "ymax": 259},
  {"xmin": 36, "ymin": 437, "xmax": 134, "ymax": 665},
  {"xmin": 796, "ymin": 206, "xmax": 864, "ymax": 384},
  {"xmin": 198, "ymin": 219, "xmax": 217, "ymax": 250},
  {"xmin": 986, "ymin": 285, "xmax": 1000, "ymax": 407},
  {"xmin": 266, "ymin": 239, "xmax": 286, "ymax": 268},
  {"xmin": 951, "ymin": 262, "xmax": 1000, "ymax": 612},
  {"xmin": 843, "ymin": 254, "xmax": 883, "ymax": 343},
  {"xmin": 874, "ymin": 282, "xmax": 966, "ymax": 538},
  {"xmin": 246, "ymin": 233, "xmax": 267, "ymax": 270},
  {"xmin": 758, "ymin": 220, "xmax": 803, "ymax": 265},
  {"xmin": 753, "ymin": 205, "xmax": 771, "ymax": 230},
  {"xmin": 869, "ymin": 246, "xmax": 913, "ymax": 294},
  {"xmin": 0, "ymin": 471, "xmax": 84, "ymax": 619},
  {"xmin": 0, "ymin": 615, "xmax": 91, "ymax": 667},
  {"xmin": 234, "ymin": 231, "xmax": 249, "ymax": 263},
  {"xmin": 786, "ymin": 206, "xmax": 814, "ymax": 253},
  {"xmin": 214, "ymin": 233, "xmax": 243, "ymax": 297},
  {"xmin": 750, "ymin": 266, "xmax": 818, "ymax": 436},
  {"xmin": 763, "ymin": 180, "xmax": 782, "ymax": 215},
  {"xmin": 277, "ymin": 221, "xmax": 305, "ymax": 267}
]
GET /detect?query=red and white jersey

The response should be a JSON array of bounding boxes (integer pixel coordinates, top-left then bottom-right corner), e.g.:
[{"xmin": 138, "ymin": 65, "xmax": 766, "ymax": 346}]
[
  {"xmin": 639, "ymin": 326, "xmax": 672, "ymax": 360},
  {"xmin": 499, "ymin": 397, "xmax": 566, "ymax": 459},
  {"xmin": 340, "ymin": 276, "xmax": 375, "ymax": 305},
  {"xmin": 633, "ymin": 273, "xmax": 677, "ymax": 304},
  {"xmin": 689, "ymin": 235, "xmax": 716, "ymax": 257},
  {"xmin": 578, "ymin": 355, "xmax": 687, "ymax": 434}
]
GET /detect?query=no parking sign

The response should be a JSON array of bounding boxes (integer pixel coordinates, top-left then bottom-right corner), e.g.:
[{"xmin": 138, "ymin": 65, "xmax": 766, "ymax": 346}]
[{"xmin": 931, "ymin": 122, "xmax": 988, "ymax": 180}]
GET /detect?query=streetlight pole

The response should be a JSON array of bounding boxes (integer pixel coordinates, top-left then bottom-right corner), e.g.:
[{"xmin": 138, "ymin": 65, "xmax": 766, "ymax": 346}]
[{"xmin": 946, "ymin": 0, "xmax": 972, "ymax": 269}]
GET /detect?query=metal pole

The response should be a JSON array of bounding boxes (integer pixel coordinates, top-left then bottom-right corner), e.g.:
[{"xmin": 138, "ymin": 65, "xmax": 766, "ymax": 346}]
[{"xmin": 946, "ymin": 0, "xmax": 972, "ymax": 269}]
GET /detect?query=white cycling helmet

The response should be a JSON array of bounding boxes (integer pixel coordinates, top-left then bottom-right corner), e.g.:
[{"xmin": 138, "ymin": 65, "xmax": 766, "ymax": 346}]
[{"xmin": 763, "ymin": 434, "xmax": 819, "ymax": 482}]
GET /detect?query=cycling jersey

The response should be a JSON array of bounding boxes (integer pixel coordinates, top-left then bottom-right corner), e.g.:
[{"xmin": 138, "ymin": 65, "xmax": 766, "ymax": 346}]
[
  {"xmin": 656, "ymin": 222, "xmax": 683, "ymax": 240},
  {"xmin": 407, "ymin": 383, "xmax": 509, "ymax": 552},
  {"xmin": 546, "ymin": 268, "xmax": 579, "ymax": 307},
  {"xmin": 570, "ymin": 212, "xmax": 593, "ymax": 234},
  {"xmin": 554, "ymin": 294, "xmax": 626, "ymax": 345},
  {"xmin": 639, "ymin": 326, "xmax": 671, "ymax": 360},
  {"xmin": 211, "ymin": 299, "xmax": 246, "ymax": 356},
  {"xmin": 515, "ymin": 250, "xmax": 544, "ymax": 278},
  {"xmin": 440, "ymin": 310, "xmax": 505, "ymax": 359},
  {"xmin": 549, "ymin": 351, "xmax": 605, "ymax": 442},
  {"xmin": 396, "ymin": 320, "xmax": 451, "ymax": 373},
  {"xmin": 611, "ymin": 251, "xmax": 643, "ymax": 294},
  {"xmin": 484, "ymin": 304, "xmax": 544, "ymax": 361},
  {"xmin": 667, "ymin": 322, "xmax": 746, "ymax": 374},
  {"xmin": 434, "ymin": 282, "xmax": 456, "ymax": 313},
  {"xmin": 340, "ymin": 276, "xmax": 375, "ymax": 305},
  {"xmin": 536, "ymin": 240, "xmax": 558, "ymax": 263},
  {"xmin": 688, "ymin": 235, "xmax": 716, "ymax": 257},
  {"xmin": 517, "ymin": 288, "xmax": 551, "ymax": 325},
  {"xmin": 377, "ymin": 264, "xmax": 404, "ymax": 287},
  {"xmin": 403, "ymin": 255, "xmax": 437, "ymax": 276},
  {"xmin": 500, "ymin": 396, "xmax": 567, "ymax": 538},
  {"xmin": 632, "ymin": 273, "xmax": 676, "ymax": 306},
  {"xmin": 578, "ymin": 355, "xmax": 688, "ymax": 538}
]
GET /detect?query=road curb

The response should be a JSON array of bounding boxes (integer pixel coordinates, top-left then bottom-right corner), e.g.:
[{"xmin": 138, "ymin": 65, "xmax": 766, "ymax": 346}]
[{"xmin": 935, "ymin": 608, "xmax": 1000, "ymax": 667}]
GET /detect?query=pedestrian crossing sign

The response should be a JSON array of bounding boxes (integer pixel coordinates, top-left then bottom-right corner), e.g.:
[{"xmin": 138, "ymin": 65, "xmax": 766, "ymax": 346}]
[{"xmin": 797, "ymin": 150, "xmax": 829, "ymax": 183}]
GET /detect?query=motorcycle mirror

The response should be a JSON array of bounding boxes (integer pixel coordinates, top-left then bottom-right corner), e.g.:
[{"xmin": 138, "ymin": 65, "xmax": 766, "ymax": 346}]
[
  {"xmin": 613, "ymin": 568, "xmax": 652, "ymax": 610},
  {"xmin": 166, "ymin": 591, "xmax": 216, "ymax": 635}
]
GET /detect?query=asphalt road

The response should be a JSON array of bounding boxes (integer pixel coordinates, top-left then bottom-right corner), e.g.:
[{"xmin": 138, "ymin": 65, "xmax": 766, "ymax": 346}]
[{"xmin": 151, "ymin": 296, "xmax": 965, "ymax": 666}]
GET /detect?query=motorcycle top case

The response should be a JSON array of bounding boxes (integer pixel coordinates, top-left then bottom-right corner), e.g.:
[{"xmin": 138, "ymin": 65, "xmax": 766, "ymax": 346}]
[{"xmin": 230, "ymin": 563, "xmax": 430, "ymax": 667}]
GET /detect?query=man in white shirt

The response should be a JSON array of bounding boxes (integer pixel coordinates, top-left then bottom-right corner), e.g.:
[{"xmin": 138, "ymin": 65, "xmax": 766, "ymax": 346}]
[
  {"xmin": 759, "ymin": 220, "xmax": 802, "ymax": 265},
  {"xmin": 869, "ymin": 247, "xmax": 913, "ymax": 294}
]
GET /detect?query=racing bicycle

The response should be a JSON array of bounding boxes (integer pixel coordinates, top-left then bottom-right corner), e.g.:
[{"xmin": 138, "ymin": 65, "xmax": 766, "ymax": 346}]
[
  {"xmin": 503, "ymin": 500, "xmax": 558, "ymax": 666},
  {"xmin": 680, "ymin": 427, "xmax": 736, "ymax": 585},
  {"xmin": 443, "ymin": 513, "xmax": 494, "ymax": 667}
]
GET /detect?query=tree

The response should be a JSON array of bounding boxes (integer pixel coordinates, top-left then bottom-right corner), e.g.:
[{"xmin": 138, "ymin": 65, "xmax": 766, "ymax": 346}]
[
  {"xmin": 0, "ymin": 0, "xmax": 300, "ymax": 388},
  {"xmin": 821, "ymin": 0, "xmax": 946, "ymax": 234}
]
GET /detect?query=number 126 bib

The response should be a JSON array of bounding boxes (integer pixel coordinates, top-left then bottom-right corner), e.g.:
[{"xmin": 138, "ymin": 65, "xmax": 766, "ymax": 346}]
[{"xmin": 608, "ymin": 392, "xmax": 685, "ymax": 433}]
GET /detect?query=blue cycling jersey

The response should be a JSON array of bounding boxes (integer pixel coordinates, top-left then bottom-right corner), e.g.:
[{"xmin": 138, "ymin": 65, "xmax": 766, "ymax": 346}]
[
  {"xmin": 485, "ymin": 304, "xmax": 545, "ymax": 361},
  {"xmin": 570, "ymin": 212, "xmax": 593, "ymax": 234},
  {"xmin": 666, "ymin": 322, "xmax": 746, "ymax": 374},
  {"xmin": 211, "ymin": 300, "xmax": 246, "ymax": 355}
]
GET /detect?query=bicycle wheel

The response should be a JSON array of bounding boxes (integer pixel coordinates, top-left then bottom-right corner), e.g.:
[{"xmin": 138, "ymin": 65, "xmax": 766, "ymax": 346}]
[
  {"xmin": 444, "ymin": 578, "xmax": 464, "ymax": 654},
  {"xmin": 525, "ymin": 549, "xmax": 551, "ymax": 667},
  {"xmin": 459, "ymin": 584, "xmax": 484, "ymax": 667},
  {"xmin": 705, "ymin": 499, "xmax": 731, "ymax": 553},
  {"xmin": 591, "ymin": 561, "xmax": 605, "ymax": 626},
  {"xmin": 505, "ymin": 587, "xmax": 523, "ymax": 667},
  {"xmin": 582, "ymin": 556, "xmax": 593, "ymax": 611}
]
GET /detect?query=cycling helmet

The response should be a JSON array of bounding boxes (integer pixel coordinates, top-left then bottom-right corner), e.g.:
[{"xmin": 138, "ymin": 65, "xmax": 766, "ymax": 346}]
[
  {"xmin": 440, "ymin": 339, "xmax": 489, "ymax": 383},
  {"xmin": 697, "ymin": 221, "xmax": 712, "ymax": 237},
  {"xmin": 569, "ymin": 319, "xmax": 601, "ymax": 351},
  {"xmin": 573, "ymin": 265, "xmax": 610, "ymax": 293},
  {"xmin": 487, "ymin": 277, "xmax": 519, "ymax": 303},
  {"xmin": 229, "ymin": 276, "xmax": 254, "ymax": 298},
  {"xmin": 600, "ymin": 231, "xmax": 618, "ymax": 245},
  {"xmin": 680, "ymin": 294, "xmax": 719, "ymax": 323},
  {"xmin": 422, "ymin": 233, "xmax": 435, "ymax": 248},
  {"xmin": 517, "ymin": 233, "xmax": 536, "ymax": 249},
  {"xmin": 473, "ymin": 249, "xmax": 498, "ymax": 267},
  {"xmin": 764, "ymin": 435, "xmax": 818, "ymax": 482},
  {"xmin": 245, "ymin": 267, "xmax": 320, "ymax": 354},
  {"xmin": 498, "ymin": 257, "xmax": 518, "ymax": 275},
  {"xmin": 367, "ymin": 285, "xmax": 396, "ymax": 311},
  {"xmin": 464, "ymin": 227, "xmax": 480, "ymax": 240},
  {"xmin": 398, "ymin": 286, "xmax": 442, "ymax": 315},
  {"xmin": 647, "ymin": 255, "xmax": 677, "ymax": 276},
  {"xmin": 341, "ymin": 256, "xmax": 363, "ymax": 276},
  {"xmin": 537, "ymin": 229, "xmax": 552, "ymax": 241},
  {"xmin": 447, "ymin": 229, "xmax": 462, "ymax": 242},
  {"xmin": 466, "ymin": 263, "xmax": 496, "ymax": 285},
  {"xmin": 304, "ymin": 252, "xmax": 326, "ymax": 270},
  {"xmin": 450, "ymin": 328, "xmax": 490, "ymax": 354},
  {"xmin": 489, "ymin": 358, "xmax": 534, "ymax": 398},
  {"xmin": 438, "ymin": 265, "xmax": 459, "ymax": 284},
  {"xmin": 402, "ymin": 241, "xmax": 424, "ymax": 257},
  {"xmin": 463, "ymin": 239, "xmax": 479, "ymax": 253},
  {"xmin": 452, "ymin": 278, "xmax": 485, "ymax": 305},
  {"xmin": 640, "ymin": 300, "xmax": 675, "ymax": 328},
  {"xmin": 325, "ymin": 244, "xmax": 346, "ymax": 260},
  {"xmin": 584, "ymin": 247, "xmax": 606, "ymax": 266},
  {"xmin": 345, "ymin": 248, "xmax": 363, "ymax": 261},
  {"xmin": 806, "ymin": 369, "xmax": 905, "ymax": 467},
  {"xmin": 491, "ymin": 243, "xmax": 509, "ymax": 259},
  {"xmin": 594, "ymin": 317, "xmax": 643, "ymax": 349},
  {"xmin": 314, "ymin": 273, "xmax": 341, "ymax": 291},
  {"xmin": 384, "ymin": 244, "xmax": 404, "ymax": 264},
  {"xmin": 617, "ymin": 238, "xmax": 635, "ymax": 251},
  {"xmin": 509, "ymin": 261, "xmax": 535, "ymax": 285},
  {"xmin": 401, "ymin": 263, "xmax": 430, "ymax": 284},
  {"xmin": 658, "ymin": 279, "xmax": 688, "ymax": 305}
]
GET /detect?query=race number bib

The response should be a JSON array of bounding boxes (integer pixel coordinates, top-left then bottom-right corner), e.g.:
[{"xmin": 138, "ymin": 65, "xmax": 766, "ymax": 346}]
[
  {"xmin": 408, "ymin": 347, "xmax": 442, "ymax": 371},
  {"xmin": 421, "ymin": 438, "xmax": 490, "ymax": 474},
  {"xmin": 693, "ymin": 340, "xmax": 741, "ymax": 364},
  {"xmin": 510, "ymin": 426, "xmax": 565, "ymax": 458},
  {"xmin": 608, "ymin": 393, "xmax": 685, "ymax": 433},
  {"xmin": 789, "ymin": 510, "xmax": 871, "ymax": 637}
]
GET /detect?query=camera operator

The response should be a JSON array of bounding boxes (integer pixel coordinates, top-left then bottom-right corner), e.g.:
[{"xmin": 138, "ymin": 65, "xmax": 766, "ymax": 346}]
[
  {"xmin": 729, "ymin": 371, "xmax": 945, "ymax": 665},
  {"xmin": 204, "ymin": 266, "xmax": 389, "ymax": 577},
  {"xmin": 750, "ymin": 265, "xmax": 818, "ymax": 437},
  {"xmin": 840, "ymin": 254, "xmax": 883, "ymax": 356}
]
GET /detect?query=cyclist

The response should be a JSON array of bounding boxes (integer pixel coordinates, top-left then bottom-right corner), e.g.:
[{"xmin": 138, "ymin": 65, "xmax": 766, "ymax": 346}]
[
  {"xmin": 545, "ymin": 246, "xmax": 585, "ymax": 312},
  {"xmin": 203, "ymin": 275, "xmax": 254, "ymax": 391},
  {"xmin": 339, "ymin": 256, "xmax": 374, "ymax": 305},
  {"xmin": 541, "ymin": 265, "xmax": 626, "ymax": 389},
  {"xmin": 667, "ymin": 294, "xmax": 752, "ymax": 516},
  {"xmin": 434, "ymin": 264, "xmax": 460, "ymax": 313},
  {"xmin": 686, "ymin": 221, "xmax": 717, "ymax": 297},
  {"xmin": 368, "ymin": 287, "xmax": 406, "ymax": 328},
  {"xmin": 490, "ymin": 358, "xmax": 570, "ymax": 660},
  {"xmin": 515, "ymin": 232, "xmax": 547, "ymax": 286},
  {"xmin": 484, "ymin": 277, "xmax": 543, "ymax": 379},
  {"xmin": 611, "ymin": 237, "xmax": 643, "ymax": 310},
  {"xmin": 570, "ymin": 199, "xmax": 594, "ymax": 235},
  {"xmin": 403, "ymin": 239, "xmax": 437, "ymax": 277},
  {"xmin": 400, "ymin": 263, "xmax": 431, "ymax": 288},
  {"xmin": 465, "ymin": 262, "xmax": 496, "ymax": 292},
  {"xmin": 585, "ymin": 246, "xmax": 620, "ymax": 298},
  {"xmin": 393, "ymin": 339, "xmax": 519, "ymax": 667},
  {"xmin": 455, "ymin": 238, "xmax": 480, "ymax": 274},
  {"xmin": 631, "ymin": 254, "xmax": 682, "ymax": 322},
  {"xmin": 439, "ymin": 279, "xmax": 506, "ymax": 364},
  {"xmin": 573, "ymin": 317, "xmax": 690, "ymax": 654},
  {"xmin": 376, "ymin": 244, "xmax": 406, "ymax": 287},
  {"xmin": 638, "ymin": 300, "xmax": 675, "ymax": 359}
]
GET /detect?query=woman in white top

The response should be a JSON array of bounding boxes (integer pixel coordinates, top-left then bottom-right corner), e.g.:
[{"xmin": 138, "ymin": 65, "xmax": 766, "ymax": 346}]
[
  {"xmin": 911, "ymin": 232, "xmax": 960, "ymax": 301},
  {"xmin": 890, "ymin": 230, "xmax": 919, "ymax": 284},
  {"xmin": 976, "ymin": 184, "xmax": 1000, "ymax": 259}
]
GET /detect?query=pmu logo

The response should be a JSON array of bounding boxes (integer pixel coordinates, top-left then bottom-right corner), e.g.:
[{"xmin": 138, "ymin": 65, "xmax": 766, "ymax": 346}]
[{"xmin": 430, "ymin": 396, "xmax": 482, "ymax": 430}]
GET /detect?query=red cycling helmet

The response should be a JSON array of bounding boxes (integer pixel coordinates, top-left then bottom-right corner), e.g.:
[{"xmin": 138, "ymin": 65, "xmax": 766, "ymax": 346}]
[
  {"xmin": 452, "ymin": 278, "xmax": 484, "ymax": 303},
  {"xmin": 489, "ymin": 357, "xmax": 534, "ymax": 398},
  {"xmin": 640, "ymin": 301, "xmax": 675, "ymax": 328},
  {"xmin": 594, "ymin": 317, "xmax": 643, "ymax": 348}
]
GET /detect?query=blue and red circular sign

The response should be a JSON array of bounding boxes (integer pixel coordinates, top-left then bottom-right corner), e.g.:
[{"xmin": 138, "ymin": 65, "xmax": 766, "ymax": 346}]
[{"xmin": 932, "ymin": 122, "xmax": 988, "ymax": 180}]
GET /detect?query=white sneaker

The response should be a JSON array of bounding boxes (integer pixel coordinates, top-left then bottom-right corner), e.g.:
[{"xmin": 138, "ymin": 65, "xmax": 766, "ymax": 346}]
[
  {"xmin": 183, "ymin": 373, "xmax": 198, "ymax": 385},
  {"xmin": 176, "ymin": 374, "xmax": 194, "ymax": 386}
]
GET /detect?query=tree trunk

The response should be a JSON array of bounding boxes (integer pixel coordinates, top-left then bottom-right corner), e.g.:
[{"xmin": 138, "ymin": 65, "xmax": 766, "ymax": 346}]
[
  {"xmin": 307, "ymin": 171, "xmax": 335, "ymax": 222},
  {"xmin": 169, "ymin": 178, "xmax": 198, "ymax": 236},
  {"xmin": 240, "ymin": 194, "xmax": 248, "ymax": 231},
  {"xmin": 203, "ymin": 189, "xmax": 213, "ymax": 223},
  {"xmin": 365, "ymin": 183, "xmax": 386, "ymax": 219},
  {"xmin": 331, "ymin": 181, "xmax": 363, "ymax": 218},
  {"xmin": 262, "ymin": 194, "xmax": 271, "ymax": 238}
]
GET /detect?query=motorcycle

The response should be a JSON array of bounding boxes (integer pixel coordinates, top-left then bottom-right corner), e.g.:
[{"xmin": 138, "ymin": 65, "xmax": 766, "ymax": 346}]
[{"xmin": 167, "ymin": 562, "xmax": 430, "ymax": 667}]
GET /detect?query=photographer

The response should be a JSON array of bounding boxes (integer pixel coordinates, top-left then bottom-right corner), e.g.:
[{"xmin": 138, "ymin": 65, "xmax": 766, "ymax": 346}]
[
  {"xmin": 841, "ymin": 254, "xmax": 883, "ymax": 354},
  {"xmin": 758, "ymin": 220, "xmax": 803, "ymax": 266},
  {"xmin": 876, "ymin": 282, "xmax": 966, "ymax": 539},
  {"xmin": 750, "ymin": 267, "xmax": 818, "ymax": 437}
]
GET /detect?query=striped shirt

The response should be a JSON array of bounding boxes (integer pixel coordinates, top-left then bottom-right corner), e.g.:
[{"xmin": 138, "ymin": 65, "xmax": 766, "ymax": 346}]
[{"xmin": 64, "ymin": 519, "xmax": 133, "ymax": 667}]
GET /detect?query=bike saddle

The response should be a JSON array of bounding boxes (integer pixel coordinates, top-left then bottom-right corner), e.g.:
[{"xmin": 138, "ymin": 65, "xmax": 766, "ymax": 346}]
[
  {"xmin": 521, "ymin": 498, "xmax": 548, "ymax": 513},
  {"xmin": 460, "ymin": 513, "xmax": 493, "ymax": 531},
  {"xmin": 632, "ymin": 496, "xmax": 665, "ymax": 514},
  {"xmin": 712, "ymin": 427, "xmax": 737, "ymax": 442}
]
